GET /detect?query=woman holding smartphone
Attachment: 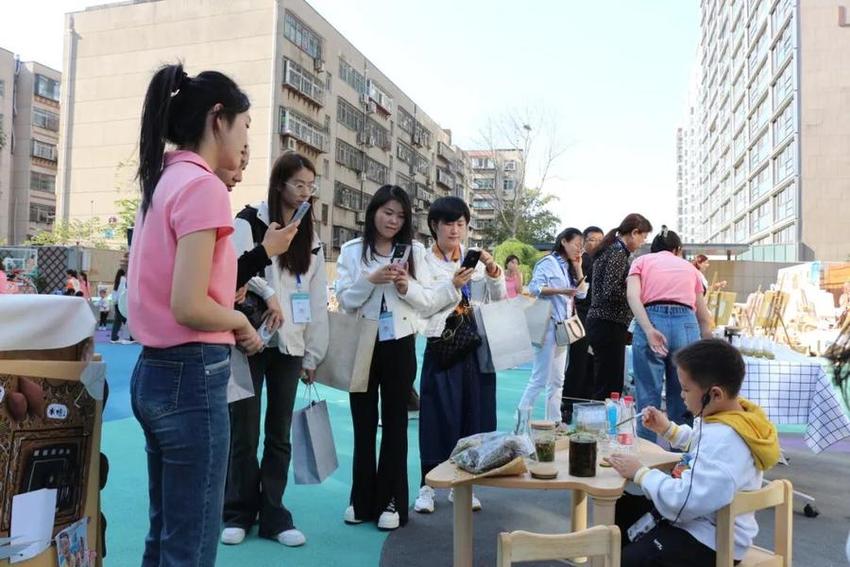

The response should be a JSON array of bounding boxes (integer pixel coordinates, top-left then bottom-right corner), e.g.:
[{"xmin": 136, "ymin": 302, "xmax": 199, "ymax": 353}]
[
  {"xmin": 336, "ymin": 185, "xmax": 431, "ymax": 530},
  {"xmin": 414, "ymin": 196, "xmax": 507, "ymax": 514},
  {"xmin": 221, "ymin": 152, "xmax": 329, "ymax": 548},
  {"xmin": 127, "ymin": 64, "xmax": 263, "ymax": 566},
  {"xmin": 518, "ymin": 228, "xmax": 587, "ymax": 424}
]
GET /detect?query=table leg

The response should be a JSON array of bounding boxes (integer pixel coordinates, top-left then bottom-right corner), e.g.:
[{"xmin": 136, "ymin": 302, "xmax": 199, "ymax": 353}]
[
  {"xmin": 453, "ymin": 484, "xmax": 473, "ymax": 567},
  {"xmin": 589, "ymin": 496, "xmax": 619, "ymax": 567},
  {"xmin": 571, "ymin": 489, "xmax": 588, "ymax": 533}
]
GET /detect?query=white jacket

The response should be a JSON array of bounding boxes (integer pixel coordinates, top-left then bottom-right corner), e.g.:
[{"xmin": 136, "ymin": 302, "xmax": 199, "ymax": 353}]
[
  {"xmin": 418, "ymin": 246, "xmax": 507, "ymax": 338},
  {"xmin": 335, "ymin": 238, "xmax": 432, "ymax": 339},
  {"xmin": 232, "ymin": 201, "xmax": 329, "ymax": 370}
]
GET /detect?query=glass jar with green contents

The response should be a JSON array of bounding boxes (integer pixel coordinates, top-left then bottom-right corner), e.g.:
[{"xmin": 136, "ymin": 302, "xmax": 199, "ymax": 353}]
[{"xmin": 530, "ymin": 420, "xmax": 557, "ymax": 462}]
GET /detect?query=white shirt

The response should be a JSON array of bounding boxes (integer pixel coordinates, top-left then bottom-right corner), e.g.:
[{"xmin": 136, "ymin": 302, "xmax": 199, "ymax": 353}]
[{"xmin": 335, "ymin": 238, "xmax": 433, "ymax": 339}]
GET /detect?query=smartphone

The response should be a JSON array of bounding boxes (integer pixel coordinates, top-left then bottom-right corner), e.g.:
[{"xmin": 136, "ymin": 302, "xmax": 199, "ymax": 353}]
[
  {"xmin": 460, "ymin": 249, "xmax": 482, "ymax": 269},
  {"xmin": 290, "ymin": 201, "xmax": 311, "ymax": 224},
  {"xmin": 576, "ymin": 275, "xmax": 587, "ymax": 286},
  {"xmin": 258, "ymin": 321, "xmax": 275, "ymax": 344},
  {"xmin": 390, "ymin": 243, "xmax": 411, "ymax": 265}
]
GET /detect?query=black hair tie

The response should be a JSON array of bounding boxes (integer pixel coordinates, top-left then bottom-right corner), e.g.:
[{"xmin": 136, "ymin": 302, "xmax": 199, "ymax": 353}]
[{"xmin": 171, "ymin": 71, "xmax": 190, "ymax": 96}]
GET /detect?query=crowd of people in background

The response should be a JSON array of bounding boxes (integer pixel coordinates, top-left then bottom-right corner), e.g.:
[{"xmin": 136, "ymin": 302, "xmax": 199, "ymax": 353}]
[{"xmin": 47, "ymin": 63, "xmax": 777, "ymax": 567}]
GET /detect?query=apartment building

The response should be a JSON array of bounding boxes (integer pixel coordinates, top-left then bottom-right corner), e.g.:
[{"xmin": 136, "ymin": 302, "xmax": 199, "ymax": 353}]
[
  {"xmin": 465, "ymin": 148, "xmax": 523, "ymax": 248},
  {"xmin": 0, "ymin": 48, "xmax": 61, "ymax": 245},
  {"xmin": 59, "ymin": 0, "xmax": 470, "ymax": 259},
  {"xmin": 678, "ymin": 0, "xmax": 850, "ymax": 261}
]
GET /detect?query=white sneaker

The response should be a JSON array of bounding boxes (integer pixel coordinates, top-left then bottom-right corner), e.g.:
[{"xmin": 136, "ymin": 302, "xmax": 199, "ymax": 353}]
[
  {"xmin": 414, "ymin": 485, "xmax": 435, "ymax": 513},
  {"xmin": 119, "ymin": 339, "xmax": 136, "ymax": 345},
  {"xmin": 343, "ymin": 505, "xmax": 363, "ymax": 525},
  {"xmin": 220, "ymin": 527, "xmax": 246, "ymax": 545},
  {"xmin": 276, "ymin": 528, "xmax": 306, "ymax": 547},
  {"xmin": 109, "ymin": 339, "xmax": 120, "ymax": 344},
  {"xmin": 448, "ymin": 488, "xmax": 482, "ymax": 511},
  {"xmin": 377, "ymin": 499, "xmax": 400, "ymax": 530}
]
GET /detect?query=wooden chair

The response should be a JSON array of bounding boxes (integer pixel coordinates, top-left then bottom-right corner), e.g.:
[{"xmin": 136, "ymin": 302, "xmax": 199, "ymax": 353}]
[
  {"xmin": 497, "ymin": 525, "xmax": 621, "ymax": 567},
  {"xmin": 716, "ymin": 479, "xmax": 793, "ymax": 567}
]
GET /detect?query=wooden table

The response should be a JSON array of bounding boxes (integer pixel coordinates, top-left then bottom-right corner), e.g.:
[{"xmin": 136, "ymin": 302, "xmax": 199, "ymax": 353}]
[{"xmin": 425, "ymin": 438, "xmax": 679, "ymax": 567}]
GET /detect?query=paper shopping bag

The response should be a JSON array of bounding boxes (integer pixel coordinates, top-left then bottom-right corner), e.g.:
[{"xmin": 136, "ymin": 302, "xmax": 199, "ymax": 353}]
[
  {"xmin": 315, "ymin": 310, "xmax": 377, "ymax": 393},
  {"xmin": 477, "ymin": 300, "xmax": 534, "ymax": 371},
  {"xmin": 292, "ymin": 391, "xmax": 338, "ymax": 485}
]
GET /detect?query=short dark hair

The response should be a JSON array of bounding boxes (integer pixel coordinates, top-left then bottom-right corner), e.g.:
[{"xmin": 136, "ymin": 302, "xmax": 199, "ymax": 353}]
[
  {"xmin": 583, "ymin": 226, "xmax": 603, "ymax": 238},
  {"xmin": 504, "ymin": 254, "xmax": 520, "ymax": 267},
  {"xmin": 650, "ymin": 225, "xmax": 682, "ymax": 253},
  {"xmin": 674, "ymin": 339, "xmax": 745, "ymax": 397},
  {"xmin": 427, "ymin": 196, "xmax": 470, "ymax": 238}
]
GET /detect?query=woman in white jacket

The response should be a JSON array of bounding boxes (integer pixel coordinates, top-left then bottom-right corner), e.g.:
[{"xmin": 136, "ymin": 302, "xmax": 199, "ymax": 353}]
[
  {"xmin": 414, "ymin": 196, "xmax": 507, "ymax": 514},
  {"xmin": 336, "ymin": 185, "xmax": 432, "ymax": 531},
  {"xmin": 221, "ymin": 152, "xmax": 329, "ymax": 548}
]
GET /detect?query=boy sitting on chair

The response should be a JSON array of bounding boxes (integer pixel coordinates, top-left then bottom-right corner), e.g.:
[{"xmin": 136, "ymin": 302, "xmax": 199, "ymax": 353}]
[{"xmin": 609, "ymin": 338, "xmax": 780, "ymax": 567}]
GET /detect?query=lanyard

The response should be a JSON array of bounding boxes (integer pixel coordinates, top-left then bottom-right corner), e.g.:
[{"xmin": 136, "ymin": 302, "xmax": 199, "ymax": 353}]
[{"xmin": 295, "ymin": 273, "xmax": 302, "ymax": 292}]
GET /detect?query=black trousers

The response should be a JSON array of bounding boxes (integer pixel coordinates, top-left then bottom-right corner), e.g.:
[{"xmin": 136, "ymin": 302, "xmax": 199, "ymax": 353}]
[
  {"xmin": 99, "ymin": 312, "xmax": 108, "ymax": 327},
  {"xmin": 349, "ymin": 334, "xmax": 417, "ymax": 525},
  {"xmin": 562, "ymin": 336, "xmax": 594, "ymax": 422},
  {"xmin": 587, "ymin": 317, "xmax": 628, "ymax": 400},
  {"xmin": 223, "ymin": 348, "xmax": 302, "ymax": 537},
  {"xmin": 110, "ymin": 305, "xmax": 131, "ymax": 341},
  {"xmin": 615, "ymin": 493, "xmax": 734, "ymax": 567}
]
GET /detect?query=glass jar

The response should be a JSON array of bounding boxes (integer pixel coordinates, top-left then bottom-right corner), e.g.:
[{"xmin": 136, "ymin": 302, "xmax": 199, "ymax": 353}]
[{"xmin": 530, "ymin": 420, "xmax": 557, "ymax": 462}]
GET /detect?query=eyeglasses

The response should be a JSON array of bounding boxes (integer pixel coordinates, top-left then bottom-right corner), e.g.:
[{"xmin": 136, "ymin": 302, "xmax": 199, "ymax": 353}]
[{"xmin": 285, "ymin": 181, "xmax": 319, "ymax": 195}]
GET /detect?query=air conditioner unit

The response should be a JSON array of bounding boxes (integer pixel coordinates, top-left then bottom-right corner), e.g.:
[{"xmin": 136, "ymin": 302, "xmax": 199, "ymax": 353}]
[
  {"xmin": 284, "ymin": 137, "xmax": 298, "ymax": 151},
  {"xmin": 360, "ymin": 93, "xmax": 370, "ymax": 106},
  {"xmin": 355, "ymin": 211, "xmax": 366, "ymax": 224},
  {"xmin": 366, "ymin": 101, "xmax": 377, "ymax": 114},
  {"xmin": 365, "ymin": 135, "xmax": 375, "ymax": 147},
  {"xmin": 313, "ymin": 58, "xmax": 325, "ymax": 73},
  {"xmin": 412, "ymin": 134, "xmax": 422, "ymax": 147}
]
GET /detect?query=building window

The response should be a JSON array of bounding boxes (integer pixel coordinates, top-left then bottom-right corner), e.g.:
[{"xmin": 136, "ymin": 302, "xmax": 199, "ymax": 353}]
[
  {"xmin": 774, "ymin": 184, "xmax": 795, "ymax": 222},
  {"xmin": 34, "ymin": 75, "xmax": 60, "ymax": 102},
  {"xmin": 32, "ymin": 107, "xmax": 59, "ymax": 132},
  {"xmin": 283, "ymin": 11, "xmax": 322, "ymax": 60},
  {"xmin": 364, "ymin": 118, "xmax": 391, "ymax": 151},
  {"xmin": 748, "ymin": 97, "xmax": 769, "ymax": 138},
  {"xmin": 749, "ymin": 63, "xmax": 769, "ymax": 107},
  {"xmin": 749, "ymin": 200, "xmax": 771, "ymax": 234},
  {"xmin": 503, "ymin": 178, "xmax": 516, "ymax": 191},
  {"xmin": 396, "ymin": 172, "xmax": 413, "ymax": 195},
  {"xmin": 415, "ymin": 153, "xmax": 429, "ymax": 177},
  {"xmin": 749, "ymin": 131, "xmax": 768, "ymax": 169},
  {"xmin": 472, "ymin": 198, "xmax": 495, "ymax": 211},
  {"xmin": 335, "ymin": 139, "xmax": 364, "ymax": 172},
  {"xmin": 773, "ymin": 223, "xmax": 795, "ymax": 244},
  {"xmin": 29, "ymin": 203, "xmax": 55, "ymax": 224},
  {"xmin": 773, "ymin": 64, "xmax": 793, "ymax": 108},
  {"xmin": 397, "ymin": 107, "xmax": 414, "ymax": 134},
  {"xmin": 773, "ymin": 102, "xmax": 794, "ymax": 144},
  {"xmin": 334, "ymin": 181, "xmax": 363, "ymax": 210},
  {"xmin": 283, "ymin": 58, "xmax": 324, "ymax": 104},
  {"xmin": 337, "ymin": 97, "xmax": 364, "ymax": 132},
  {"xmin": 773, "ymin": 141, "xmax": 795, "ymax": 184},
  {"xmin": 749, "ymin": 165, "xmax": 770, "ymax": 202},
  {"xmin": 735, "ymin": 217, "xmax": 748, "ymax": 241},
  {"xmin": 279, "ymin": 107, "xmax": 327, "ymax": 152},
  {"xmin": 30, "ymin": 171, "xmax": 56, "ymax": 193},
  {"xmin": 472, "ymin": 157, "xmax": 495, "ymax": 170},
  {"xmin": 734, "ymin": 186, "xmax": 748, "ymax": 214},
  {"xmin": 32, "ymin": 140, "xmax": 57, "ymax": 161},
  {"xmin": 338, "ymin": 59, "xmax": 366, "ymax": 95},
  {"xmin": 772, "ymin": 22, "xmax": 793, "ymax": 70},
  {"xmin": 365, "ymin": 156, "xmax": 388, "ymax": 185},
  {"xmin": 396, "ymin": 140, "xmax": 415, "ymax": 165},
  {"xmin": 332, "ymin": 225, "xmax": 361, "ymax": 248},
  {"xmin": 0, "ymin": 80, "xmax": 4, "ymax": 98},
  {"xmin": 474, "ymin": 177, "xmax": 495, "ymax": 190}
]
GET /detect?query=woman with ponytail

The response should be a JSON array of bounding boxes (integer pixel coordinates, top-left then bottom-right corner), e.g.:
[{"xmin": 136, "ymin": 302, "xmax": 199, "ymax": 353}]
[
  {"xmin": 127, "ymin": 64, "xmax": 286, "ymax": 566},
  {"xmin": 586, "ymin": 213, "xmax": 652, "ymax": 400}
]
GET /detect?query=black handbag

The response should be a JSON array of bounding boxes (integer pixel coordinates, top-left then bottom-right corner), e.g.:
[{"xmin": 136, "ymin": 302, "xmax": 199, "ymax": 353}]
[
  {"xmin": 235, "ymin": 290, "xmax": 267, "ymax": 329},
  {"xmin": 427, "ymin": 299, "xmax": 482, "ymax": 370}
]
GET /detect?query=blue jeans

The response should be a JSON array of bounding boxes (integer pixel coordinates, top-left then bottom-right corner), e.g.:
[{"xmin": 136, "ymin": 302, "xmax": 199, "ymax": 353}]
[
  {"xmin": 632, "ymin": 305, "xmax": 700, "ymax": 442},
  {"xmin": 131, "ymin": 343, "xmax": 231, "ymax": 567}
]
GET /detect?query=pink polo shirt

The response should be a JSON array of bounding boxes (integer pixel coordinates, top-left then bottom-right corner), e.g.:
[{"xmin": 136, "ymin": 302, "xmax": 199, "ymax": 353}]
[
  {"xmin": 128, "ymin": 151, "xmax": 236, "ymax": 348},
  {"xmin": 628, "ymin": 251, "xmax": 704, "ymax": 310}
]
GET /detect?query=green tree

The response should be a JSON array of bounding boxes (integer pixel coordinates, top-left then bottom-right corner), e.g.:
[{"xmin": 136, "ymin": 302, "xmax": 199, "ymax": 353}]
[
  {"xmin": 481, "ymin": 189, "xmax": 561, "ymax": 247},
  {"xmin": 115, "ymin": 195, "xmax": 140, "ymax": 244},
  {"xmin": 27, "ymin": 218, "xmax": 110, "ymax": 249},
  {"xmin": 493, "ymin": 238, "xmax": 548, "ymax": 283}
]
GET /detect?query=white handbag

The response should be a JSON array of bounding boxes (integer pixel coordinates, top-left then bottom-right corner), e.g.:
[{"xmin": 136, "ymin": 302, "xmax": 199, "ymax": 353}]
[
  {"xmin": 519, "ymin": 297, "xmax": 553, "ymax": 347},
  {"xmin": 477, "ymin": 299, "xmax": 534, "ymax": 371},
  {"xmin": 314, "ymin": 310, "xmax": 377, "ymax": 393}
]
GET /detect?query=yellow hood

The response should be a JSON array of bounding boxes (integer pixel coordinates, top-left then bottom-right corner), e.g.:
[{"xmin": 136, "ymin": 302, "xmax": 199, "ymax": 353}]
[{"xmin": 705, "ymin": 397, "xmax": 780, "ymax": 471}]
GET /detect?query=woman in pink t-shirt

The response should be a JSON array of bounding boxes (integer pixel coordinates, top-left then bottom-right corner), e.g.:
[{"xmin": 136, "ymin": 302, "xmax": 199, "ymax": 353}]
[
  {"xmin": 126, "ymin": 63, "xmax": 282, "ymax": 567},
  {"xmin": 626, "ymin": 226, "xmax": 712, "ymax": 443},
  {"xmin": 504, "ymin": 254, "xmax": 524, "ymax": 298}
]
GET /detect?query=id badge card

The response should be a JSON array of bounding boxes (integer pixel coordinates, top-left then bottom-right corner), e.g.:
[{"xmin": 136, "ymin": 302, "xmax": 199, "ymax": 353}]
[
  {"xmin": 291, "ymin": 292, "xmax": 312, "ymax": 324},
  {"xmin": 378, "ymin": 311, "xmax": 396, "ymax": 342},
  {"xmin": 627, "ymin": 512, "xmax": 657, "ymax": 543}
]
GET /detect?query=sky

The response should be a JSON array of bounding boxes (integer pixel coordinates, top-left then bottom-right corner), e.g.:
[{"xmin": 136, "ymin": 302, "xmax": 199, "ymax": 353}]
[{"xmin": 0, "ymin": 0, "xmax": 700, "ymax": 234}]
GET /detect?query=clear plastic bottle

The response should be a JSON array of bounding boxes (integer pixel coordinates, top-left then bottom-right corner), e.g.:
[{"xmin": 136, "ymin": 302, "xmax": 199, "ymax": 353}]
[
  {"xmin": 616, "ymin": 395, "xmax": 638, "ymax": 454},
  {"xmin": 605, "ymin": 392, "xmax": 620, "ymax": 452}
]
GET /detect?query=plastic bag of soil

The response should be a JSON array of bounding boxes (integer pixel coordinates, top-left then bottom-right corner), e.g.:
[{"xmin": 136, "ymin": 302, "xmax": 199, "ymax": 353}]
[{"xmin": 450, "ymin": 432, "xmax": 534, "ymax": 474}]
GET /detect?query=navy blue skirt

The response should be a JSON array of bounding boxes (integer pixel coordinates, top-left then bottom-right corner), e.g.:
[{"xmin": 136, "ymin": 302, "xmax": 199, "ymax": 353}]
[{"xmin": 418, "ymin": 345, "xmax": 497, "ymax": 470}]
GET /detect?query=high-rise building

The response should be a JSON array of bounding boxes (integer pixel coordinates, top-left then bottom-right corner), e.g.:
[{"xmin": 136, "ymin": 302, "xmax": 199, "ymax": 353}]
[
  {"xmin": 676, "ymin": 62, "xmax": 703, "ymax": 244},
  {"xmin": 678, "ymin": 0, "xmax": 850, "ymax": 261},
  {"xmin": 58, "ymin": 0, "xmax": 469, "ymax": 259},
  {"xmin": 465, "ymin": 148, "xmax": 523, "ymax": 248},
  {"xmin": 0, "ymin": 48, "xmax": 61, "ymax": 245}
]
